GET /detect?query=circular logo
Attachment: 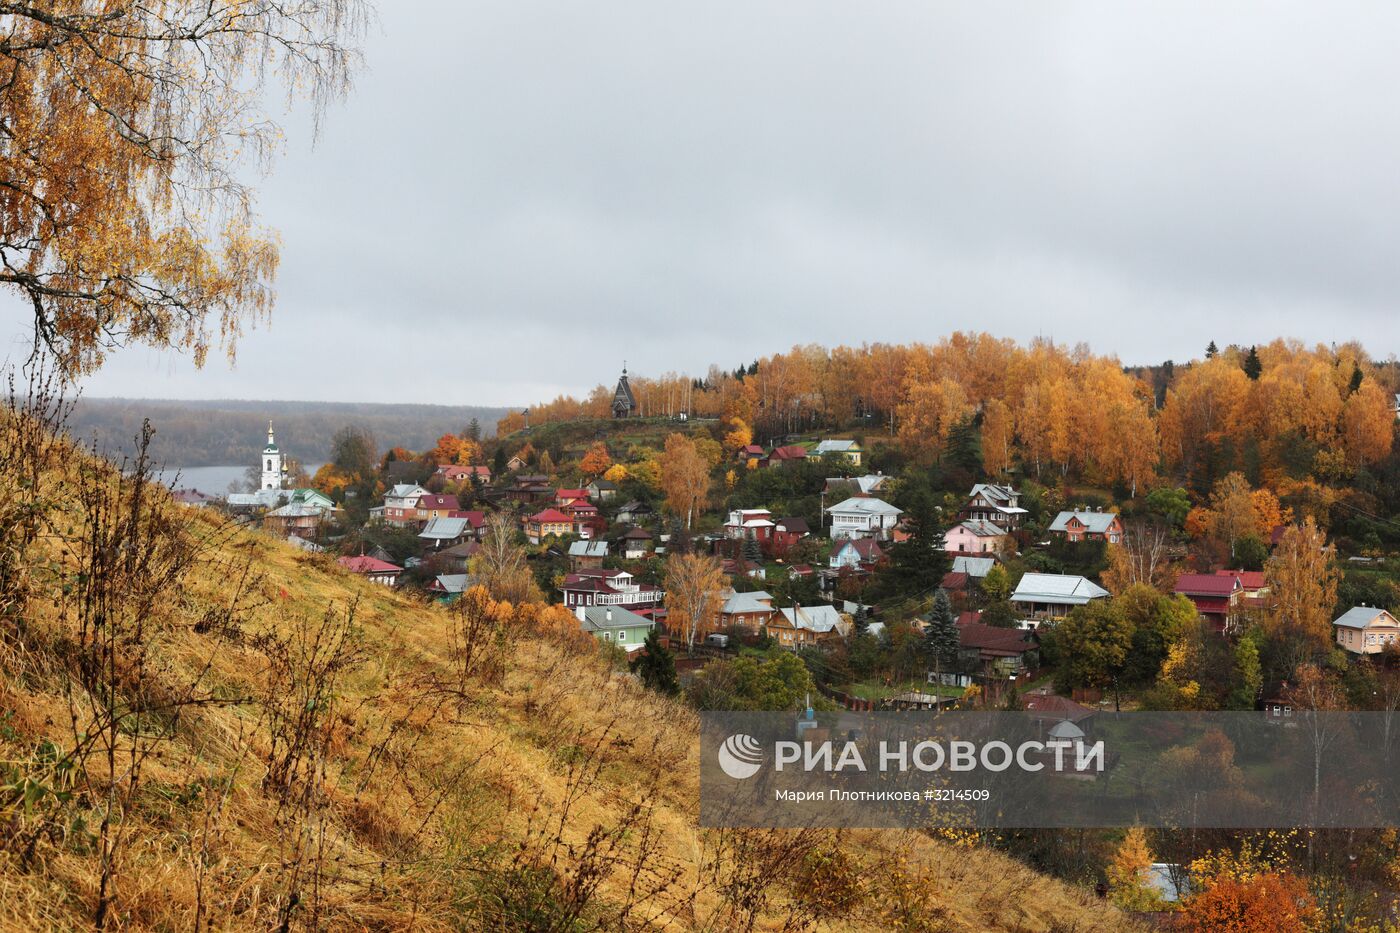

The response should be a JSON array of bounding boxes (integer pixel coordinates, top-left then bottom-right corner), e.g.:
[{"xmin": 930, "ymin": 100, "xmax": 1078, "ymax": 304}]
[{"xmin": 717, "ymin": 733, "xmax": 764, "ymax": 780}]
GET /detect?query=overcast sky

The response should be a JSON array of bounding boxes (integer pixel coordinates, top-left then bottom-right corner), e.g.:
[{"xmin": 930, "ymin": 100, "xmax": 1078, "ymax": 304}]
[{"xmin": 5, "ymin": 1, "xmax": 1400, "ymax": 406}]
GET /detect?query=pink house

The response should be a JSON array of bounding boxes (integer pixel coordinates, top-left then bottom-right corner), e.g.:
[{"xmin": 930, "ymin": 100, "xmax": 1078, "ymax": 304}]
[{"xmin": 942, "ymin": 520, "xmax": 1010, "ymax": 555}]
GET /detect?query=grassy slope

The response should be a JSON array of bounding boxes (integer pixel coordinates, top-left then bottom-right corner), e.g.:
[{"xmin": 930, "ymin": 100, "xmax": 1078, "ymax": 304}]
[{"xmin": 0, "ymin": 455, "xmax": 1141, "ymax": 932}]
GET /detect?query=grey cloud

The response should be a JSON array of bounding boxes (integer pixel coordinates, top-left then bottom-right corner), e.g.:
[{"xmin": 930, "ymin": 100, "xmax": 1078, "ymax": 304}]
[{"xmin": 8, "ymin": 1, "xmax": 1399, "ymax": 403}]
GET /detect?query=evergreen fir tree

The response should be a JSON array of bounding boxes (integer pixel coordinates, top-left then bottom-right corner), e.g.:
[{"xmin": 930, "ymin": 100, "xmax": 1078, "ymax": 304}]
[
  {"xmin": 1242, "ymin": 345, "xmax": 1262, "ymax": 380},
  {"xmin": 1205, "ymin": 340, "xmax": 1218, "ymax": 358},
  {"xmin": 922, "ymin": 589, "xmax": 960, "ymax": 677},
  {"xmin": 945, "ymin": 415, "xmax": 982, "ymax": 472},
  {"xmin": 630, "ymin": 628, "xmax": 680, "ymax": 695},
  {"xmin": 742, "ymin": 534, "xmax": 763, "ymax": 565},
  {"xmin": 668, "ymin": 516, "xmax": 691, "ymax": 555},
  {"xmin": 853, "ymin": 604, "xmax": 870, "ymax": 637},
  {"xmin": 867, "ymin": 474, "xmax": 950, "ymax": 602},
  {"xmin": 1349, "ymin": 363, "xmax": 1364, "ymax": 396}
]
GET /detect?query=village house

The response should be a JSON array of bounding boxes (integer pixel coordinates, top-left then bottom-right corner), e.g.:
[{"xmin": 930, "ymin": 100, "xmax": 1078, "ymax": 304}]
[
  {"xmin": 337, "ymin": 555, "xmax": 402, "ymax": 586},
  {"xmin": 827, "ymin": 496, "xmax": 903, "ymax": 540},
  {"xmin": 560, "ymin": 568, "xmax": 664, "ymax": 610},
  {"xmin": 578, "ymin": 605, "xmax": 653, "ymax": 655},
  {"xmin": 524, "ymin": 508, "xmax": 573, "ymax": 544},
  {"xmin": 419, "ymin": 516, "xmax": 476, "ymax": 550},
  {"xmin": 718, "ymin": 589, "xmax": 777, "ymax": 633},
  {"xmin": 770, "ymin": 604, "xmax": 846, "ymax": 649},
  {"xmin": 942, "ymin": 519, "xmax": 1011, "ymax": 555},
  {"xmin": 436, "ymin": 464, "xmax": 491, "ymax": 484},
  {"xmin": 722, "ymin": 557, "xmax": 766, "ymax": 580},
  {"xmin": 382, "ymin": 484, "xmax": 429, "ymax": 526},
  {"xmin": 564, "ymin": 498, "xmax": 600, "ymax": 524},
  {"xmin": 555, "ymin": 488, "xmax": 589, "ymax": 508},
  {"xmin": 1010, "ymin": 573, "xmax": 1110, "ymax": 625},
  {"xmin": 1023, "ymin": 692, "xmax": 1097, "ymax": 737},
  {"xmin": 763, "ymin": 445, "xmax": 808, "ymax": 468},
  {"xmin": 957, "ymin": 620, "xmax": 1040, "ymax": 681},
  {"xmin": 1174, "ymin": 573, "xmax": 1242, "ymax": 631},
  {"xmin": 428, "ymin": 574, "xmax": 472, "ymax": 601},
  {"xmin": 506, "ymin": 454, "xmax": 528, "ymax": 471},
  {"xmin": 769, "ymin": 517, "xmax": 811, "ymax": 556},
  {"xmin": 615, "ymin": 500, "xmax": 655, "ymax": 524},
  {"xmin": 951, "ymin": 555, "xmax": 997, "ymax": 580},
  {"xmin": 814, "ymin": 438, "xmax": 863, "ymax": 466},
  {"xmin": 263, "ymin": 503, "xmax": 325, "ymax": 538},
  {"xmin": 1333, "ymin": 606, "xmax": 1400, "ymax": 655},
  {"xmin": 959, "ymin": 483, "xmax": 1029, "ymax": 530},
  {"xmin": 735, "ymin": 444, "xmax": 766, "ymax": 467},
  {"xmin": 824, "ymin": 474, "xmax": 888, "ymax": 498},
  {"xmin": 620, "ymin": 526, "xmax": 654, "ymax": 560},
  {"xmin": 503, "ymin": 474, "xmax": 553, "ymax": 505},
  {"xmin": 568, "ymin": 539, "xmax": 609, "ymax": 571},
  {"xmin": 434, "ymin": 540, "xmax": 481, "ymax": 573},
  {"xmin": 829, "ymin": 537, "xmax": 883, "ymax": 570},
  {"xmin": 1048, "ymin": 509, "xmax": 1123, "ymax": 544},
  {"xmin": 416, "ymin": 493, "xmax": 462, "ymax": 522},
  {"xmin": 172, "ymin": 488, "xmax": 217, "ymax": 507},
  {"xmin": 724, "ymin": 508, "xmax": 775, "ymax": 543},
  {"xmin": 1261, "ymin": 681, "xmax": 1298, "ymax": 725},
  {"xmin": 585, "ymin": 478, "xmax": 618, "ymax": 502}
]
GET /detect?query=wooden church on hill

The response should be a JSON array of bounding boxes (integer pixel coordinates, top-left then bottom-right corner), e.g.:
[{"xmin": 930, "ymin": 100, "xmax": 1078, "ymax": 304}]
[{"xmin": 612, "ymin": 365, "xmax": 637, "ymax": 419}]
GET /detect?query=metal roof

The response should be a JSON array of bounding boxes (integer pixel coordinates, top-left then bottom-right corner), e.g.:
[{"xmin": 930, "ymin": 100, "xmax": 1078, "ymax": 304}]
[
  {"xmin": 1333, "ymin": 606, "xmax": 1396, "ymax": 630},
  {"xmin": 827, "ymin": 496, "xmax": 902, "ymax": 517},
  {"xmin": 951, "ymin": 556, "xmax": 996, "ymax": 578},
  {"xmin": 1011, "ymin": 573, "xmax": 1109, "ymax": 604},
  {"xmin": 420, "ymin": 517, "xmax": 472, "ymax": 540},
  {"xmin": 579, "ymin": 605, "xmax": 651, "ymax": 632},
  {"xmin": 1048, "ymin": 510, "xmax": 1119, "ymax": 534},
  {"xmin": 721, "ymin": 590, "xmax": 775, "ymax": 615},
  {"xmin": 779, "ymin": 604, "xmax": 844, "ymax": 633}
]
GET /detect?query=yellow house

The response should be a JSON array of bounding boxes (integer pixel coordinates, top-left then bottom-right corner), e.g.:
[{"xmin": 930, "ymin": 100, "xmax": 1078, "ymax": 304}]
[
  {"xmin": 768, "ymin": 605, "xmax": 847, "ymax": 649},
  {"xmin": 524, "ymin": 508, "xmax": 573, "ymax": 544},
  {"xmin": 814, "ymin": 439, "xmax": 863, "ymax": 466},
  {"xmin": 1333, "ymin": 606, "xmax": 1400, "ymax": 655}
]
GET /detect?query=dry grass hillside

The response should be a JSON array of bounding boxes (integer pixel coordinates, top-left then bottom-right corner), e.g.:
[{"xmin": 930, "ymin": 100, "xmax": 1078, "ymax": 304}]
[{"xmin": 0, "ymin": 409, "xmax": 1142, "ymax": 931}]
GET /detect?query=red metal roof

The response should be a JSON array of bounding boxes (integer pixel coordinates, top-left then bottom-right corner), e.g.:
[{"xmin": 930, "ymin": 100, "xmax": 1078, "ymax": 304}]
[
  {"xmin": 529, "ymin": 508, "xmax": 573, "ymax": 523},
  {"xmin": 1216, "ymin": 569, "xmax": 1266, "ymax": 590},
  {"xmin": 338, "ymin": 555, "xmax": 401, "ymax": 574},
  {"xmin": 768, "ymin": 445, "xmax": 807, "ymax": 460},
  {"xmin": 418, "ymin": 494, "xmax": 461, "ymax": 510},
  {"xmin": 1023, "ymin": 693, "xmax": 1095, "ymax": 722},
  {"xmin": 959, "ymin": 622, "xmax": 1036, "ymax": 656},
  {"xmin": 1174, "ymin": 573, "xmax": 1240, "ymax": 598}
]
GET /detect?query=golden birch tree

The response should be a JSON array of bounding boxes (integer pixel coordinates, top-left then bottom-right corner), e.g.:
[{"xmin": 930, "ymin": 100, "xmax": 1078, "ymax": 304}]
[
  {"xmin": 1264, "ymin": 518, "xmax": 1339, "ymax": 650},
  {"xmin": 664, "ymin": 552, "xmax": 725, "ymax": 651},
  {"xmin": 0, "ymin": 2, "xmax": 366, "ymax": 374},
  {"xmin": 660, "ymin": 433, "xmax": 710, "ymax": 529}
]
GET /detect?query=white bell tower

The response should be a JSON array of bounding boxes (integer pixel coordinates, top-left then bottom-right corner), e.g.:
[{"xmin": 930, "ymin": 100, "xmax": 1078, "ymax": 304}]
[{"xmin": 261, "ymin": 420, "xmax": 284, "ymax": 490}]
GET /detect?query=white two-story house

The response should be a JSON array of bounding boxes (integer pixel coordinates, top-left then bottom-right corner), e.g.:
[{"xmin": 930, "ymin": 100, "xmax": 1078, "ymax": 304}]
[{"xmin": 826, "ymin": 496, "xmax": 902, "ymax": 540}]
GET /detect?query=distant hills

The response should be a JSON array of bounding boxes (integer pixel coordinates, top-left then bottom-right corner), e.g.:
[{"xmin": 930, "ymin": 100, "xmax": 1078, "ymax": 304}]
[{"xmin": 69, "ymin": 398, "xmax": 514, "ymax": 466}]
